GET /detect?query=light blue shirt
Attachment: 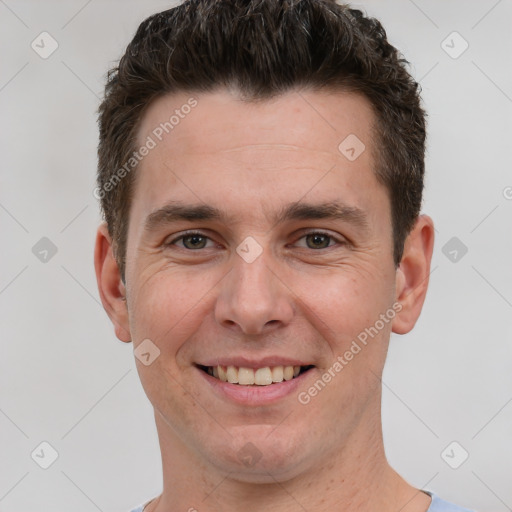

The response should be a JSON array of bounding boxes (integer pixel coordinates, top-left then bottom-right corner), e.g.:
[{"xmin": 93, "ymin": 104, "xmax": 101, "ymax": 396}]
[{"xmin": 129, "ymin": 491, "xmax": 475, "ymax": 512}]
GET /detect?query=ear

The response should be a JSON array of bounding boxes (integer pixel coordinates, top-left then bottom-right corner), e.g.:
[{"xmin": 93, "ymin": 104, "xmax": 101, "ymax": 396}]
[
  {"xmin": 94, "ymin": 223, "xmax": 131, "ymax": 342},
  {"xmin": 392, "ymin": 214, "xmax": 435, "ymax": 335}
]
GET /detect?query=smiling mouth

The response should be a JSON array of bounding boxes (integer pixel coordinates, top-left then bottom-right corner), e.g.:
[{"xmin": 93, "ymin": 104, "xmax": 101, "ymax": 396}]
[{"xmin": 197, "ymin": 365, "xmax": 315, "ymax": 386}]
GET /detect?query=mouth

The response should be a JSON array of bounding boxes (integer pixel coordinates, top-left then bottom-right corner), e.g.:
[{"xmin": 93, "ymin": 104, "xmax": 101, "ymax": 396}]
[{"xmin": 196, "ymin": 364, "xmax": 315, "ymax": 386}]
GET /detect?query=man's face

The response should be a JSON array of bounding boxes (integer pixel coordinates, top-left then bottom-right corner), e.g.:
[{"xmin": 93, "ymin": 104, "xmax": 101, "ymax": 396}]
[{"xmin": 123, "ymin": 89, "xmax": 399, "ymax": 480}]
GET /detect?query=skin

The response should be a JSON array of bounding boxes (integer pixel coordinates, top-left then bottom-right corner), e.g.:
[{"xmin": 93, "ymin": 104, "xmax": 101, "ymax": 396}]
[{"xmin": 95, "ymin": 88, "xmax": 435, "ymax": 512}]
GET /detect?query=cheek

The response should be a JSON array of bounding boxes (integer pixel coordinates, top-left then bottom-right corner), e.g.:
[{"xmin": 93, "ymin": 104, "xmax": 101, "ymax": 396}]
[
  {"xmin": 126, "ymin": 273, "xmax": 213, "ymax": 415},
  {"xmin": 127, "ymin": 269, "xmax": 221, "ymax": 359},
  {"xmin": 296, "ymin": 269, "xmax": 392, "ymax": 345},
  {"xmin": 128, "ymin": 274, "xmax": 189, "ymax": 344}
]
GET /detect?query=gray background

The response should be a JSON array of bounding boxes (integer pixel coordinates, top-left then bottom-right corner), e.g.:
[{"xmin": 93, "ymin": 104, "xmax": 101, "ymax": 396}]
[{"xmin": 1, "ymin": 1, "xmax": 511, "ymax": 511}]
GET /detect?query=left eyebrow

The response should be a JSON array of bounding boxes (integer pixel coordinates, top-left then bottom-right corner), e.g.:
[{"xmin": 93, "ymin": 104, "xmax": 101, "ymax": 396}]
[
  {"xmin": 272, "ymin": 200, "xmax": 370, "ymax": 232},
  {"xmin": 143, "ymin": 200, "xmax": 370, "ymax": 233}
]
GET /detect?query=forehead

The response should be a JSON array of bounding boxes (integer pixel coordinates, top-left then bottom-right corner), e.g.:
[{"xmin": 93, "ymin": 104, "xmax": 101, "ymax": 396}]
[
  {"xmin": 130, "ymin": 88, "xmax": 387, "ymax": 233},
  {"xmin": 137, "ymin": 88, "xmax": 376, "ymax": 161}
]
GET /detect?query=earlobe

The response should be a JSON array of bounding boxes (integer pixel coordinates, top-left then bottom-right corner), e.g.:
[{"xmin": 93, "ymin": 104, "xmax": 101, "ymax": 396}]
[
  {"xmin": 392, "ymin": 215, "xmax": 435, "ymax": 335},
  {"xmin": 94, "ymin": 223, "xmax": 131, "ymax": 343}
]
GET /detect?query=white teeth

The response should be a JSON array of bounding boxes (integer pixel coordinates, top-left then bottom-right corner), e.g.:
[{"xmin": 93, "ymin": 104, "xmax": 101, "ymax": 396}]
[
  {"xmin": 207, "ymin": 365, "xmax": 308, "ymax": 385},
  {"xmin": 238, "ymin": 367, "xmax": 255, "ymax": 385},
  {"xmin": 218, "ymin": 365, "xmax": 228, "ymax": 382},
  {"xmin": 271, "ymin": 366, "xmax": 284, "ymax": 382},
  {"xmin": 283, "ymin": 366, "xmax": 294, "ymax": 381},
  {"xmin": 226, "ymin": 365, "xmax": 238, "ymax": 384},
  {"xmin": 254, "ymin": 367, "xmax": 273, "ymax": 386}
]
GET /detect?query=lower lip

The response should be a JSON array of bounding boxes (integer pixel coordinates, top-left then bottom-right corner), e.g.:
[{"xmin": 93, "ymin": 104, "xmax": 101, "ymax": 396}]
[{"xmin": 196, "ymin": 367, "xmax": 314, "ymax": 406}]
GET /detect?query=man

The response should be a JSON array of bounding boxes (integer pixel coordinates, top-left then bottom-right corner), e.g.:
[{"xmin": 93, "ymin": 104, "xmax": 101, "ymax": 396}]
[{"xmin": 94, "ymin": 1, "xmax": 475, "ymax": 511}]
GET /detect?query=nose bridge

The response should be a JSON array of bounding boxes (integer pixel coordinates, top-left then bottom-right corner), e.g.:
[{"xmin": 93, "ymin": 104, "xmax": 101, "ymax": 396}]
[{"xmin": 214, "ymin": 247, "xmax": 293, "ymax": 335}]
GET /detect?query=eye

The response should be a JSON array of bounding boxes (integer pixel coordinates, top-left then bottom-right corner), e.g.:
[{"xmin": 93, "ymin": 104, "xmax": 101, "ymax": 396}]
[
  {"xmin": 164, "ymin": 230, "xmax": 346, "ymax": 252},
  {"xmin": 166, "ymin": 231, "xmax": 216, "ymax": 250},
  {"xmin": 294, "ymin": 231, "xmax": 345, "ymax": 250}
]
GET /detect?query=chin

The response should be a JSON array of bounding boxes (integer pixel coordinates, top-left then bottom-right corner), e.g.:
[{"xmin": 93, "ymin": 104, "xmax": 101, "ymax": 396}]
[{"xmin": 204, "ymin": 424, "xmax": 315, "ymax": 483}]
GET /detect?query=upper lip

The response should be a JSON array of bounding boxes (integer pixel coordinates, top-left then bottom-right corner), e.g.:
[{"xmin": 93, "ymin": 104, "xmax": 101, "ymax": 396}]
[{"xmin": 196, "ymin": 357, "xmax": 314, "ymax": 368}]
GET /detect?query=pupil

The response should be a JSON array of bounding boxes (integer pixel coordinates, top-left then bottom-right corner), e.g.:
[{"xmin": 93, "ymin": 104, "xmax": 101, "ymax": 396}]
[
  {"xmin": 308, "ymin": 234, "xmax": 329, "ymax": 249},
  {"xmin": 185, "ymin": 235, "xmax": 205, "ymax": 249}
]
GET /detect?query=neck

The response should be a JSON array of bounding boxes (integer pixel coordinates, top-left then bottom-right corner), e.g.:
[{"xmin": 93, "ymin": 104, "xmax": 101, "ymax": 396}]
[{"xmin": 148, "ymin": 405, "xmax": 429, "ymax": 512}]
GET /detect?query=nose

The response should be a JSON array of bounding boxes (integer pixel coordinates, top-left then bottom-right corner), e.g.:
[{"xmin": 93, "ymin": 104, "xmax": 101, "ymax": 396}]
[{"xmin": 214, "ymin": 249, "xmax": 294, "ymax": 336}]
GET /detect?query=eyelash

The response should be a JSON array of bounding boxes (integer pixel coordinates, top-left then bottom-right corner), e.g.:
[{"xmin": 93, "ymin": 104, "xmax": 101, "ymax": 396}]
[{"xmin": 165, "ymin": 230, "xmax": 346, "ymax": 251}]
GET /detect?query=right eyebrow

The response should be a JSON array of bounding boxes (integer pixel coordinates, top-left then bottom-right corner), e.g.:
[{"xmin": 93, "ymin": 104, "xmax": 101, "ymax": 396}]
[{"xmin": 144, "ymin": 202, "xmax": 226, "ymax": 232}]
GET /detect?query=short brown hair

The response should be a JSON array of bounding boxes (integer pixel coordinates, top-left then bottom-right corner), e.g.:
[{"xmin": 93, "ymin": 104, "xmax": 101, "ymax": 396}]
[{"xmin": 97, "ymin": 0, "xmax": 426, "ymax": 281}]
